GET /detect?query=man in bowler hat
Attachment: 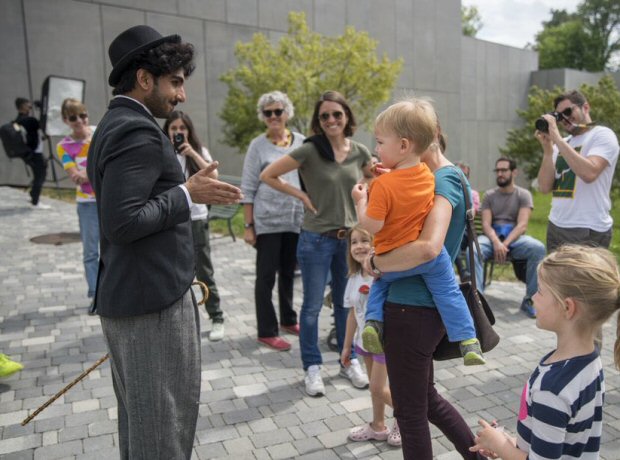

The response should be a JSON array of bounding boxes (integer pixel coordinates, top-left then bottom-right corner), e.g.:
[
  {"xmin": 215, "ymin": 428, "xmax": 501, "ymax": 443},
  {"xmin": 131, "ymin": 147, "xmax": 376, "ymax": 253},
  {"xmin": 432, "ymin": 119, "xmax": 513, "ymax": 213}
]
[{"xmin": 87, "ymin": 25, "xmax": 242, "ymax": 459}]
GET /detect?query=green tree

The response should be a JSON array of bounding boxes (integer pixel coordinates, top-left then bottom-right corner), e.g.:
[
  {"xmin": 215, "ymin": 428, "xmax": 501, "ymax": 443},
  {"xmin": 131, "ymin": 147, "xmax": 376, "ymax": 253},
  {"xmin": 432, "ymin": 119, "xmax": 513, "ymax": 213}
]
[
  {"xmin": 219, "ymin": 11, "xmax": 403, "ymax": 152},
  {"xmin": 501, "ymin": 75, "xmax": 620, "ymax": 189},
  {"xmin": 462, "ymin": 5, "xmax": 483, "ymax": 37},
  {"xmin": 534, "ymin": 0, "xmax": 620, "ymax": 71}
]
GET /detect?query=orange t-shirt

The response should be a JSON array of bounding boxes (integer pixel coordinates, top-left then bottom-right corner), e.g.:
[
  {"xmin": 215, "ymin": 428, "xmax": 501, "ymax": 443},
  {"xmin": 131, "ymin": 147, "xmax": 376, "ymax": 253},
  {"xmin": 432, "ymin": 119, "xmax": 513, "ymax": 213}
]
[{"xmin": 366, "ymin": 163, "xmax": 435, "ymax": 254}]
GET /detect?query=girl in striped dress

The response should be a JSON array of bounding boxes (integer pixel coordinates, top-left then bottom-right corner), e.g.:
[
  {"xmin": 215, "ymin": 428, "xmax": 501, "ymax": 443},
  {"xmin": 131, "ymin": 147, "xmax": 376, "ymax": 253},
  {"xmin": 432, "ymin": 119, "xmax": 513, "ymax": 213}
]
[{"xmin": 470, "ymin": 244, "xmax": 620, "ymax": 460}]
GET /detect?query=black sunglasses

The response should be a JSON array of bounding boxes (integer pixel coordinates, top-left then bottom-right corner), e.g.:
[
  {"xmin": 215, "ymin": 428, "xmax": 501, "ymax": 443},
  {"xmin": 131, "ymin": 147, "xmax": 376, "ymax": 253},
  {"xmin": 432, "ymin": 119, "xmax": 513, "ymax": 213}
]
[
  {"xmin": 319, "ymin": 111, "xmax": 344, "ymax": 122},
  {"xmin": 262, "ymin": 109, "xmax": 284, "ymax": 118},
  {"xmin": 68, "ymin": 113, "xmax": 88, "ymax": 122},
  {"xmin": 559, "ymin": 104, "xmax": 580, "ymax": 118}
]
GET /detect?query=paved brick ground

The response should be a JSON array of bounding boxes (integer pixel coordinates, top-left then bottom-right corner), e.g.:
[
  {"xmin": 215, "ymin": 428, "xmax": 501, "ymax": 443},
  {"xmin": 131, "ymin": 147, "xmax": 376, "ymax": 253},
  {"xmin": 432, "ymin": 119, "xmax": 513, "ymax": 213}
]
[{"xmin": 1, "ymin": 185, "xmax": 619, "ymax": 459}]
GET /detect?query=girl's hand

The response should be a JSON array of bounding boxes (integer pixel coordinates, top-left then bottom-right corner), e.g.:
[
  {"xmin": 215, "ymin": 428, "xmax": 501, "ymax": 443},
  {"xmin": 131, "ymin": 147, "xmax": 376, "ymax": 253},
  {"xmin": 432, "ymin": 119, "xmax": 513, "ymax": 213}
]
[
  {"xmin": 469, "ymin": 419, "xmax": 507, "ymax": 457},
  {"xmin": 177, "ymin": 142, "xmax": 197, "ymax": 158},
  {"xmin": 340, "ymin": 349, "xmax": 351, "ymax": 367}
]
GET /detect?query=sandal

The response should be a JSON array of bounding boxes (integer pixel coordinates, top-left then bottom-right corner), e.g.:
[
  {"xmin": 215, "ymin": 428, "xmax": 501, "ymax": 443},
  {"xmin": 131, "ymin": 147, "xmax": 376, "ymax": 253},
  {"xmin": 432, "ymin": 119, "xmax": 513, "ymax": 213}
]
[
  {"xmin": 387, "ymin": 419, "xmax": 402, "ymax": 446},
  {"xmin": 348, "ymin": 423, "xmax": 389, "ymax": 442}
]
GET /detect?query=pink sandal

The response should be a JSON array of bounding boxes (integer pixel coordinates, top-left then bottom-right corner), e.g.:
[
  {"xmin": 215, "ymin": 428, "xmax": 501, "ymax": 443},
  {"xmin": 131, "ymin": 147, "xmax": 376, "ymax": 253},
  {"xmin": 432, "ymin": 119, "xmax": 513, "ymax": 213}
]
[
  {"xmin": 349, "ymin": 423, "xmax": 389, "ymax": 442},
  {"xmin": 387, "ymin": 420, "xmax": 401, "ymax": 446}
]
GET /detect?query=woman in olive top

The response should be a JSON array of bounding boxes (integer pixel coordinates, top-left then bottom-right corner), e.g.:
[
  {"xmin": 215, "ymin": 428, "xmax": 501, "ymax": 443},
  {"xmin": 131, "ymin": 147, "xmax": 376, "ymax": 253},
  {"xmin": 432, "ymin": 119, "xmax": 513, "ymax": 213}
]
[{"xmin": 261, "ymin": 91, "xmax": 373, "ymax": 397}]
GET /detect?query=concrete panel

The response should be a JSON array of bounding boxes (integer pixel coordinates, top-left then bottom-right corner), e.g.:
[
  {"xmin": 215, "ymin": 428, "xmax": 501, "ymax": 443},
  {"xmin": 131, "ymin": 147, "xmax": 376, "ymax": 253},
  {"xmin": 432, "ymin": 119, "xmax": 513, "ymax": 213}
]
[
  {"xmin": 258, "ymin": 0, "xmax": 313, "ymax": 32},
  {"xmin": 205, "ymin": 21, "xmax": 258, "ymax": 175},
  {"xmin": 434, "ymin": 0, "xmax": 461, "ymax": 92},
  {"xmin": 345, "ymin": 0, "xmax": 371, "ymax": 32},
  {"xmin": 147, "ymin": 13, "xmax": 208, "ymax": 146},
  {"xmin": 460, "ymin": 37, "xmax": 478, "ymax": 119},
  {"xmin": 23, "ymin": 0, "xmax": 107, "ymax": 131},
  {"xmin": 313, "ymin": 0, "xmax": 346, "ymax": 36},
  {"xmin": 394, "ymin": 0, "xmax": 414, "ymax": 88},
  {"xmin": 227, "ymin": 0, "xmax": 258, "ymax": 27},
  {"xmin": 98, "ymin": 0, "xmax": 176, "ymax": 15},
  {"xmin": 410, "ymin": 1, "xmax": 436, "ymax": 90},
  {"xmin": 178, "ymin": 0, "xmax": 226, "ymax": 22},
  {"xmin": 0, "ymin": 0, "xmax": 32, "ymax": 185}
]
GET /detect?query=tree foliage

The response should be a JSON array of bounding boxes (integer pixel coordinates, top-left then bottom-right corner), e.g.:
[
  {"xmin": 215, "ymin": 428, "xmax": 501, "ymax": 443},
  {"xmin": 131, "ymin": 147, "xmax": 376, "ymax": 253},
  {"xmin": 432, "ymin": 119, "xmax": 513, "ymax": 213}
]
[
  {"xmin": 462, "ymin": 5, "xmax": 483, "ymax": 37},
  {"xmin": 501, "ymin": 75, "xmax": 620, "ymax": 189},
  {"xmin": 219, "ymin": 12, "xmax": 403, "ymax": 153},
  {"xmin": 535, "ymin": 0, "xmax": 620, "ymax": 71}
]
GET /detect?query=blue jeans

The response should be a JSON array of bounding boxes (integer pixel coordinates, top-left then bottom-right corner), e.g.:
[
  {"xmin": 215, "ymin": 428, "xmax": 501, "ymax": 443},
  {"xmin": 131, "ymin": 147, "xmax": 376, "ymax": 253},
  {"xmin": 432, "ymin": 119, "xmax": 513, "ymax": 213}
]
[
  {"xmin": 467, "ymin": 234, "xmax": 546, "ymax": 300},
  {"xmin": 366, "ymin": 247, "xmax": 475, "ymax": 342},
  {"xmin": 297, "ymin": 230, "xmax": 353, "ymax": 370},
  {"xmin": 77, "ymin": 201, "xmax": 100, "ymax": 298}
]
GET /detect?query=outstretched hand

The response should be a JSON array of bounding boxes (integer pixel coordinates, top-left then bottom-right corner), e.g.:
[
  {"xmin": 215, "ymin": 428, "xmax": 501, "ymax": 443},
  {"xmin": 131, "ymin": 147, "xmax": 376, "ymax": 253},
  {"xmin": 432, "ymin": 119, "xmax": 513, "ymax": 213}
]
[
  {"xmin": 351, "ymin": 183, "xmax": 368, "ymax": 204},
  {"xmin": 186, "ymin": 162, "xmax": 243, "ymax": 205}
]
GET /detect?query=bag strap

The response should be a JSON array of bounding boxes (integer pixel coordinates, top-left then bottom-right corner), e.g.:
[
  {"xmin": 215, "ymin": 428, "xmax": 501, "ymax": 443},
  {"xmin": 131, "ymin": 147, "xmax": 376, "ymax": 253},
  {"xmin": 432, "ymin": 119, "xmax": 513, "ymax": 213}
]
[{"xmin": 451, "ymin": 166, "xmax": 483, "ymax": 293}]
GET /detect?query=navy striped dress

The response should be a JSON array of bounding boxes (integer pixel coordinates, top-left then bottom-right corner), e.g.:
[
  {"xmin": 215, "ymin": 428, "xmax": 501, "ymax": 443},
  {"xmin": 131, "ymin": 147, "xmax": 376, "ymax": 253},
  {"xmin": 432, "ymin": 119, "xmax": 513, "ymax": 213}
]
[{"xmin": 516, "ymin": 349, "xmax": 604, "ymax": 459}]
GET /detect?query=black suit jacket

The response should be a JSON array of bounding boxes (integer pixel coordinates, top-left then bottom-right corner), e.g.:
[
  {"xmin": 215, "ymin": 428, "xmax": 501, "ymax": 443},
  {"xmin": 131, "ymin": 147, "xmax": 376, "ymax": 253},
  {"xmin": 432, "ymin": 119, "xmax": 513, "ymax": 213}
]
[{"xmin": 87, "ymin": 97, "xmax": 194, "ymax": 317}]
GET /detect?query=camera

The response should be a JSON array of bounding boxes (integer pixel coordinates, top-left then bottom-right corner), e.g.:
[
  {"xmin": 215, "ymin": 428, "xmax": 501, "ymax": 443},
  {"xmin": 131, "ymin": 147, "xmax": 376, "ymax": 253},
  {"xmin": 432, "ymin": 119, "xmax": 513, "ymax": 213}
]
[
  {"xmin": 535, "ymin": 112, "xmax": 563, "ymax": 133},
  {"xmin": 173, "ymin": 133, "xmax": 185, "ymax": 150}
]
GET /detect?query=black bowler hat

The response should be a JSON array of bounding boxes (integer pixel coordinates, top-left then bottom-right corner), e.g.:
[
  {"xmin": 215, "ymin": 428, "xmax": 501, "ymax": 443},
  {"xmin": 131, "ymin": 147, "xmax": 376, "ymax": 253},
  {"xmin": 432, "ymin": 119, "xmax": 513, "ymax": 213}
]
[{"xmin": 108, "ymin": 25, "xmax": 181, "ymax": 86}]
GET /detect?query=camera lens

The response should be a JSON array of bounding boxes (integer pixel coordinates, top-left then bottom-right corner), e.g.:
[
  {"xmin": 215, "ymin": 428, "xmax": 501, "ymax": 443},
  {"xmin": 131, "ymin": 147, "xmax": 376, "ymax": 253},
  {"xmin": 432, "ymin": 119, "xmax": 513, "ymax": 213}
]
[{"xmin": 535, "ymin": 117, "xmax": 549, "ymax": 133}]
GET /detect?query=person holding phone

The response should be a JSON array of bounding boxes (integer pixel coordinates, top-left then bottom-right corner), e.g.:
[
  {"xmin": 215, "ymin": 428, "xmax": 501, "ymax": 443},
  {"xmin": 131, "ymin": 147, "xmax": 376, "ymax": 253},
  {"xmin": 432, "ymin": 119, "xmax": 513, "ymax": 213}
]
[{"xmin": 164, "ymin": 110, "xmax": 225, "ymax": 341}]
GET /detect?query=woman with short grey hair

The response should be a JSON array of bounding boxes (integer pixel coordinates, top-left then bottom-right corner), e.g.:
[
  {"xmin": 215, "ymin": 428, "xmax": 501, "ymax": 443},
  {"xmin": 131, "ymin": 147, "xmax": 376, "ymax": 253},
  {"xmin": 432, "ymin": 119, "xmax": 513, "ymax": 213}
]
[{"xmin": 241, "ymin": 91, "xmax": 305, "ymax": 352}]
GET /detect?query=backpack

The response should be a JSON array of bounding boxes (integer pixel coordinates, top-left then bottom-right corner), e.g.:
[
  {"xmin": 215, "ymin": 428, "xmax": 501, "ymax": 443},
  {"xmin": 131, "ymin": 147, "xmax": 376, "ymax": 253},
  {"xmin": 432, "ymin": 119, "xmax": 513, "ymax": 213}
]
[{"xmin": 0, "ymin": 121, "xmax": 32, "ymax": 159}]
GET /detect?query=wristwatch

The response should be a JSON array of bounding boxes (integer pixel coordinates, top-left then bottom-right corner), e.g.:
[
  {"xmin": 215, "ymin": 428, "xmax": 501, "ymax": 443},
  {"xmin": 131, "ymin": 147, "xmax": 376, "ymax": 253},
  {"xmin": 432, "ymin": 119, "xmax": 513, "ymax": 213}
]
[
  {"xmin": 369, "ymin": 255, "xmax": 382, "ymax": 276},
  {"xmin": 244, "ymin": 223, "xmax": 254, "ymax": 229}
]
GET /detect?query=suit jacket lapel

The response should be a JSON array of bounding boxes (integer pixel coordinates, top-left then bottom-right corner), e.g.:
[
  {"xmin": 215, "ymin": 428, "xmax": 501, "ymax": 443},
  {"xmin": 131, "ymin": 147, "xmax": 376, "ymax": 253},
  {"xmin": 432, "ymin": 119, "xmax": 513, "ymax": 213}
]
[{"xmin": 108, "ymin": 97, "xmax": 166, "ymax": 134}]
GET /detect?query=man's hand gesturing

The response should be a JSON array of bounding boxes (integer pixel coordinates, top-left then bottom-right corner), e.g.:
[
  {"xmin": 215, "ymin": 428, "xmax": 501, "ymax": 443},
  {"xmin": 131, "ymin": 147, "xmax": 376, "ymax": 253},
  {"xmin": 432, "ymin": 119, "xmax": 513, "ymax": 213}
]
[{"xmin": 185, "ymin": 162, "xmax": 243, "ymax": 205}]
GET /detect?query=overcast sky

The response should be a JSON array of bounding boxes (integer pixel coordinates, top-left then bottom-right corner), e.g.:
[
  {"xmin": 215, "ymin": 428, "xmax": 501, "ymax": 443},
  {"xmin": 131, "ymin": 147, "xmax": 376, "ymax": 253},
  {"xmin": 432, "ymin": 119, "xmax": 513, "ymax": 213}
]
[{"xmin": 465, "ymin": 0, "xmax": 582, "ymax": 48}]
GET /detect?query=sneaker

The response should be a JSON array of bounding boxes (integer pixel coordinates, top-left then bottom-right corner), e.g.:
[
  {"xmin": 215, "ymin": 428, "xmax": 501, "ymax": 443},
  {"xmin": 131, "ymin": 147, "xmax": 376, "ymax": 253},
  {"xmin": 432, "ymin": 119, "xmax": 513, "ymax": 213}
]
[
  {"xmin": 32, "ymin": 203, "xmax": 51, "ymax": 210},
  {"xmin": 387, "ymin": 420, "xmax": 402, "ymax": 446},
  {"xmin": 339, "ymin": 358, "xmax": 369, "ymax": 389},
  {"xmin": 304, "ymin": 364, "xmax": 325, "ymax": 396},
  {"xmin": 460, "ymin": 338, "xmax": 486, "ymax": 366},
  {"xmin": 0, "ymin": 354, "xmax": 24, "ymax": 378},
  {"xmin": 281, "ymin": 324, "xmax": 300, "ymax": 335},
  {"xmin": 361, "ymin": 320, "xmax": 384, "ymax": 354},
  {"xmin": 257, "ymin": 336, "xmax": 291, "ymax": 351},
  {"xmin": 88, "ymin": 299, "xmax": 97, "ymax": 316},
  {"xmin": 209, "ymin": 322, "xmax": 225, "ymax": 342},
  {"xmin": 520, "ymin": 298, "xmax": 536, "ymax": 319}
]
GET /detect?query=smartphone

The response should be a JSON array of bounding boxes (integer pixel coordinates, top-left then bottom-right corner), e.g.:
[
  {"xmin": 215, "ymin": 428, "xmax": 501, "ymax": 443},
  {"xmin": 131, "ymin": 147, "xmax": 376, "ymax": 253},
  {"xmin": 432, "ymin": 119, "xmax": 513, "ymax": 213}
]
[{"xmin": 173, "ymin": 133, "xmax": 185, "ymax": 150}]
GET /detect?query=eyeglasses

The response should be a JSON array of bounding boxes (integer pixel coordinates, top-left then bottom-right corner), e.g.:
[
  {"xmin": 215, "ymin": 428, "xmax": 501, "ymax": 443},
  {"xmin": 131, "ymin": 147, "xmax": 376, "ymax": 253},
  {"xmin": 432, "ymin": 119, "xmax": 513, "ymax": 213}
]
[
  {"xmin": 493, "ymin": 168, "xmax": 511, "ymax": 174},
  {"xmin": 67, "ymin": 113, "xmax": 88, "ymax": 122},
  {"xmin": 319, "ymin": 111, "xmax": 344, "ymax": 122},
  {"xmin": 559, "ymin": 104, "xmax": 580, "ymax": 118},
  {"xmin": 262, "ymin": 109, "xmax": 284, "ymax": 118}
]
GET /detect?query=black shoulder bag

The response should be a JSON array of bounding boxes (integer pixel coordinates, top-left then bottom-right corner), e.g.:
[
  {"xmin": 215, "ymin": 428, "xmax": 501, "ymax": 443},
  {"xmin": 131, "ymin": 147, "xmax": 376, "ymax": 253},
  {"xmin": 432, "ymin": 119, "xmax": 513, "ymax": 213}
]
[{"xmin": 433, "ymin": 169, "xmax": 500, "ymax": 361}]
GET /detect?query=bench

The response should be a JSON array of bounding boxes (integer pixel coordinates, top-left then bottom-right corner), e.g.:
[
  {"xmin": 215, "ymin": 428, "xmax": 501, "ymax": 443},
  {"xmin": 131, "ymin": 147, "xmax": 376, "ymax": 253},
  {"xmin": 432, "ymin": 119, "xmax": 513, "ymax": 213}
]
[{"xmin": 208, "ymin": 174, "xmax": 241, "ymax": 242}]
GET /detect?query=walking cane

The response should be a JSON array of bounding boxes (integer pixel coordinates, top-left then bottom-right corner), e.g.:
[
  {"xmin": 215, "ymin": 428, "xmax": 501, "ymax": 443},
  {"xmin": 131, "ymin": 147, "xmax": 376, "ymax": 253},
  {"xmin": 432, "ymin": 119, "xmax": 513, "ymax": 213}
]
[{"xmin": 21, "ymin": 281, "xmax": 209, "ymax": 426}]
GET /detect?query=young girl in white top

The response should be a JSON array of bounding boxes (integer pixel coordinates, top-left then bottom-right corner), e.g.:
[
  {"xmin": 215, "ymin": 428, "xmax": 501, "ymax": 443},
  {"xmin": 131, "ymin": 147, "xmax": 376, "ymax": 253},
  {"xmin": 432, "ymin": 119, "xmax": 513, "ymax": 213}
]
[
  {"xmin": 341, "ymin": 225, "xmax": 400, "ymax": 446},
  {"xmin": 470, "ymin": 244, "xmax": 620, "ymax": 460}
]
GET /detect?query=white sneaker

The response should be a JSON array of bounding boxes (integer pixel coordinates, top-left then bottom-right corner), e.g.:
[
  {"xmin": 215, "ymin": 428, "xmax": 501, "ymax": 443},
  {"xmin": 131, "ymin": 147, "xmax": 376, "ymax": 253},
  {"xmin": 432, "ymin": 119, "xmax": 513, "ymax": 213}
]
[
  {"xmin": 339, "ymin": 358, "xmax": 369, "ymax": 389},
  {"xmin": 32, "ymin": 203, "xmax": 51, "ymax": 210},
  {"xmin": 209, "ymin": 322, "xmax": 225, "ymax": 342},
  {"xmin": 304, "ymin": 365, "xmax": 325, "ymax": 396}
]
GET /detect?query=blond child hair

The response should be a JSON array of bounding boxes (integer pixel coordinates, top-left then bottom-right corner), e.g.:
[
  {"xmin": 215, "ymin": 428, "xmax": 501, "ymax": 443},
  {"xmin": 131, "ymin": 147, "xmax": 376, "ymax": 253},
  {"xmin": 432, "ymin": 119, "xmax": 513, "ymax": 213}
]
[
  {"xmin": 61, "ymin": 98, "xmax": 86, "ymax": 119},
  {"xmin": 374, "ymin": 97, "xmax": 438, "ymax": 154},
  {"xmin": 346, "ymin": 225, "xmax": 374, "ymax": 277},
  {"xmin": 537, "ymin": 244, "xmax": 620, "ymax": 368}
]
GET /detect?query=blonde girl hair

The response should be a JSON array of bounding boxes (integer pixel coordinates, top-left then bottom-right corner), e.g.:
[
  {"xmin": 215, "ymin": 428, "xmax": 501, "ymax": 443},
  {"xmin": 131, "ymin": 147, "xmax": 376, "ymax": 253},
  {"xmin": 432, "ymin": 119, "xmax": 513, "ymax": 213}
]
[
  {"xmin": 374, "ymin": 97, "xmax": 439, "ymax": 154},
  {"xmin": 61, "ymin": 98, "xmax": 87, "ymax": 119},
  {"xmin": 346, "ymin": 225, "xmax": 374, "ymax": 277},
  {"xmin": 537, "ymin": 244, "xmax": 620, "ymax": 368}
]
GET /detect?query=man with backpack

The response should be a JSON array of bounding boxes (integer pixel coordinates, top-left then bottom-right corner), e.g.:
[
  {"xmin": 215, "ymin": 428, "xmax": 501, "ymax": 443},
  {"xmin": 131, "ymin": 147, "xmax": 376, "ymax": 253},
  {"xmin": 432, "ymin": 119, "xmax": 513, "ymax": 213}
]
[{"xmin": 14, "ymin": 97, "xmax": 49, "ymax": 209}]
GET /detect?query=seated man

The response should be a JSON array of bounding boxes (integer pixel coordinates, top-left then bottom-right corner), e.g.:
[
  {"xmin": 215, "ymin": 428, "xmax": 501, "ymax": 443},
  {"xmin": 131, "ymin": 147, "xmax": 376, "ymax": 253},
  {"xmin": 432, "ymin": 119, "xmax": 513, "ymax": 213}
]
[{"xmin": 468, "ymin": 157, "xmax": 545, "ymax": 318}]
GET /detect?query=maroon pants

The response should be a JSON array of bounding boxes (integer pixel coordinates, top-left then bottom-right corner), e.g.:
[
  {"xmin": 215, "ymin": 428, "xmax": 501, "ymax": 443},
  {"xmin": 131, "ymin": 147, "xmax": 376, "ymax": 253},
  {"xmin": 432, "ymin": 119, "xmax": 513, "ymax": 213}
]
[{"xmin": 384, "ymin": 302, "xmax": 482, "ymax": 460}]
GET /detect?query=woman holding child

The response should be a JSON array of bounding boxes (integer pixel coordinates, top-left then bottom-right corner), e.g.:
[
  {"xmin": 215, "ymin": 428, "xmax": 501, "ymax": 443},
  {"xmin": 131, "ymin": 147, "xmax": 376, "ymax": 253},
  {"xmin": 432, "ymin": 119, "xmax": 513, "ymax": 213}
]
[
  {"xmin": 366, "ymin": 103, "xmax": 484, "ymax": 459},
  {"xmin": 261, "ymin": 90, "xmax": 373, "ymax": 397}
]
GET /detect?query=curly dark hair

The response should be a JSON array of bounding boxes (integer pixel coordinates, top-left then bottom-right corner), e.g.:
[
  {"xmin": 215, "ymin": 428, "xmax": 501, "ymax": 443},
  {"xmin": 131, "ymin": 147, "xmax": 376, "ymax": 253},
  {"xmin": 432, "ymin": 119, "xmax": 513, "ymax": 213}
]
[{"xmin": 112, "ymin": 41, "xmax": 195, "ymax": 96}]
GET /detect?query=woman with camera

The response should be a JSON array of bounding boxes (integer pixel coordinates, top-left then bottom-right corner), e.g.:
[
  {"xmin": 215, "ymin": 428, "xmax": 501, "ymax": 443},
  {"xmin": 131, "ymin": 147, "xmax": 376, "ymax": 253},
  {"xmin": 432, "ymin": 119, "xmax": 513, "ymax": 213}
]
[{"xmin": 163, "ymin": 111, "xmax": 225, "ymax": 341}]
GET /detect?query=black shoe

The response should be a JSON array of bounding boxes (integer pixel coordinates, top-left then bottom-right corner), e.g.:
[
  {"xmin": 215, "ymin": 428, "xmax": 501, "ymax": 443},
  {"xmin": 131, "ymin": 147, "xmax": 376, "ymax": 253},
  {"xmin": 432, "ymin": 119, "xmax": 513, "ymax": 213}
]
[
  {"xmin": 88, "ymin": 300, "xmax": 97, "ymax": 316},
  {"xmin": 520, "ymin": 298, "xmax": 536, "ymax": 318}
]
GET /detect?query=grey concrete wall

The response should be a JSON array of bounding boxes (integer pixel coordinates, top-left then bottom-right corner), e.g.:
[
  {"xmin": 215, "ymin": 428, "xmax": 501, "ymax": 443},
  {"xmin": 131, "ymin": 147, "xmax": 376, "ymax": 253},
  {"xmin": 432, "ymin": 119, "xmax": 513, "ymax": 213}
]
[
  {"xmin": 530, "ymin": 68, "xmax": 606, "ymax": 91},
  {"xmin": 1, "ymin": 0, "xmax": 537, "ymax": 193}
]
